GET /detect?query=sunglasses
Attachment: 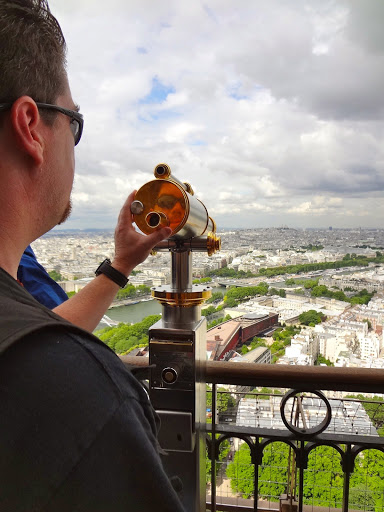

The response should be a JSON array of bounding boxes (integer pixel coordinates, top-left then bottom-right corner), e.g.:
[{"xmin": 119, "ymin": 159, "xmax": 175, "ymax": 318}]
[{"xmin": 0, "ymin": 101, "xmax": 84, "ymax": 146}]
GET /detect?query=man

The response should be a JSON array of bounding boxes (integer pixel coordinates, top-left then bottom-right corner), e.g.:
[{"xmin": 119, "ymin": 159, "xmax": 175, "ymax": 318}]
[{"xmin": 0, "ymin": 1, "xmax": 185, "ymax": 510}]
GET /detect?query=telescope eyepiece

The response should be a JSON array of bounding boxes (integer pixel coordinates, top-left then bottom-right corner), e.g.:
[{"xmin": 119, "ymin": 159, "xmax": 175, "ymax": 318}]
[
  {"xmin": 147, "ymin": 212, "xmax": 161, "ymax": 227},
  {"xmin": 154, "ymin": 163, "xmax": 171, "ymax": 179},
  {"xmin": 145, "ymin": 211, "xmax": 169, "ymax": 229}
]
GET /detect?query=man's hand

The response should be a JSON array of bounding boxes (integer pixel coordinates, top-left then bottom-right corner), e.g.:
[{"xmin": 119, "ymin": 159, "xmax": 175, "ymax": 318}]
[{"xmin": 111, "ymin": 190, "xmax": 172, "ymax": 276}]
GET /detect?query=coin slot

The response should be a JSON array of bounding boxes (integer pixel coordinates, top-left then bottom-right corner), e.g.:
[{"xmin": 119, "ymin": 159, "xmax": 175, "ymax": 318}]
[{"xmin": 162, "ymin": 367, "xmax": 178, "ymax": 384}]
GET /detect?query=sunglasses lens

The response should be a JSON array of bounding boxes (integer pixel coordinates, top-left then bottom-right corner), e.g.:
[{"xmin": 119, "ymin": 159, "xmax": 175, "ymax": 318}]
[{"xmin": 69, "ymin": 119, "xmax": 79, "ymax": 144}]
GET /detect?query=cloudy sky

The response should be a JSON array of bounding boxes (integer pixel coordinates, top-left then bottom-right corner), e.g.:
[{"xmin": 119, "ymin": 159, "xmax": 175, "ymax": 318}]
[{"xmin": 50, "ymin": 0, "xmax": 384, "ymax": 230}]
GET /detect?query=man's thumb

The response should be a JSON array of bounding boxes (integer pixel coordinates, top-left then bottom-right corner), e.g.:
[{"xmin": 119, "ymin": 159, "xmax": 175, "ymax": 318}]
[{"xmin": 148, "ymin": 227, "xmax": 172, "ymax": 248}]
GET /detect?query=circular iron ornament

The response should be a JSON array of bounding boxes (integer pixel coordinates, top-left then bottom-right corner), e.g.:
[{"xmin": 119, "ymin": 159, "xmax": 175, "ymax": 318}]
[{"xmin": 280, "ymin": 389, "xmax": 332, "ymax": 437}]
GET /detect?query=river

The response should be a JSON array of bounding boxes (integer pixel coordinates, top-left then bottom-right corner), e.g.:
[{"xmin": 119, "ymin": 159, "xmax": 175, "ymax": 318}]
[
  {"xmin": 105, "ymin": 266, "xmax": 371, "ymax": 325},
  {"xmin": 106, "ymin": 286, "xmax": 225, "ymax": 325}
]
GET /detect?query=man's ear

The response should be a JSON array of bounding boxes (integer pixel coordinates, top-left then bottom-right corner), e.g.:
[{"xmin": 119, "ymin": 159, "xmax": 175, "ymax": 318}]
[{"xmin": 10, "ymin": 96, "xmax": 45, "ymax": 167}]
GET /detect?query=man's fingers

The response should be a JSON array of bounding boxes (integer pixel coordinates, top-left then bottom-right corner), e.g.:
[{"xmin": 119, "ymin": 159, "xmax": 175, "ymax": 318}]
[
  {"xmin": 116, "ymin": 190, "xmax": 137, "ymax": 227},
  {"xmin": 120, "ymin": 190, "xmax": 136, "ymax": 212},
  {"xmin": 145, "ymin": 227, "xmax": 172, "ymax": 249}
]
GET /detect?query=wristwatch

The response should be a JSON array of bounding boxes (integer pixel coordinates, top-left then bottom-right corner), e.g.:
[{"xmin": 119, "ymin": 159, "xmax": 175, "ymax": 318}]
[{"xmin": 95, "ymin": 258, "xmax": 129, "ymax": 288}]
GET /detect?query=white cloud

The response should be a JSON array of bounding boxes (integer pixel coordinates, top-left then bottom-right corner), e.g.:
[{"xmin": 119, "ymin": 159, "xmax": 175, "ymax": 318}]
[
  {"xmin": 48, "ymin": 0, "xmax": 384, "ymax": 229},
  {"xmin": 288, "ymin": 196, "xmax": 343, "ymax": 215}
]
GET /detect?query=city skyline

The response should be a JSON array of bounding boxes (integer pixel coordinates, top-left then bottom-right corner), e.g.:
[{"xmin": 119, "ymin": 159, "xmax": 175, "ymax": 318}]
[{"xmin": 50, "ymin": 0, "xmax": 384, "ymax": 231}]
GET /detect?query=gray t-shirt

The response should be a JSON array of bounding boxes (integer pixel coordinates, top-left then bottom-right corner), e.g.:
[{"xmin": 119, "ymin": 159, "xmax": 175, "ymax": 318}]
[{"xmin": 0, "ymin": 269, "xmax": 185, "ymax": 511}]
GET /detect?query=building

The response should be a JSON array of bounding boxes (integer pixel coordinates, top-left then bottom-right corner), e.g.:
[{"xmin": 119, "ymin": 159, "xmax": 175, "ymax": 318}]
[
  {"xmin": 206, "ymin": 313, "xmax": 278, "ymax": 361},
  {"xmin": 236, "ymin": 395, "xmax": 378, "ymax": 436},
  {"xmin": 231, "ymin": 346, "xmax": 272, "ymax": 364}
]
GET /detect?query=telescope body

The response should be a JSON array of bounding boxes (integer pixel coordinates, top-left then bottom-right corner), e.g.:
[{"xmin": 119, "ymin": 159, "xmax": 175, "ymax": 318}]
[{"xmin": 132, "ymin": 164, "xmax": 221, "ymax": 511}]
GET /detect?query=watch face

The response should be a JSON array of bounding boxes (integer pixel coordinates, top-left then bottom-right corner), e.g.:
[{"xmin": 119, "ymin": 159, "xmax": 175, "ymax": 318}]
[
  {"xmin": 96, "ymin": 260, "xmax": 106, "ymax": 274},
  {"xmin": 96, "ymin": 259, "xmax": 108, "ymax": 275}
]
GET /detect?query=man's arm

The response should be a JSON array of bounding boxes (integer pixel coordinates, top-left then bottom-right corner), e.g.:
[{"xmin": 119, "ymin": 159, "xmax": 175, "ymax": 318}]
[{"xmin": 53, "ymin": 191, "xmax": 171, "ymax": 331}]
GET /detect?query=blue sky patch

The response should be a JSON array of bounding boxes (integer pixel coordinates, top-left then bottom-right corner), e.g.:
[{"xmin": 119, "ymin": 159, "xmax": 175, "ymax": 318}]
[
  {"xmin": 139, "ymin": 77, "xmax": 175, "ymax": 105},
  {"xmin": 229, "ymin": 91, "xmax": 249, "ymax": 100},
  {"xmin": 189, "ymin": 139, "xmax": 206, "ymax": 146},
  {"xmin": 138, "ymin": 110, "xmax": 181, "ymax": 123},
  {"xmin": 227, "ymin": 81, "xmax": 249, "ymax": 100}
]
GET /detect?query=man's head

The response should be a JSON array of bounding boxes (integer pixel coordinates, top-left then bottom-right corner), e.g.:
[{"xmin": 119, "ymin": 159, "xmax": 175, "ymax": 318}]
[
  {"xmin": 0, "ymin": 0, "xmax": 82, "ymax": 276},
  {"xmin": 0, "ymin": 0, "xmax": 67, "ymax": 105}
]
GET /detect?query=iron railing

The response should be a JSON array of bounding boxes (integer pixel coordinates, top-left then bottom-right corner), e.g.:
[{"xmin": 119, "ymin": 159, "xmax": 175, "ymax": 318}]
[{"xmin": 122, "ymin": 357, "xmax": 384, "ymax": 512}]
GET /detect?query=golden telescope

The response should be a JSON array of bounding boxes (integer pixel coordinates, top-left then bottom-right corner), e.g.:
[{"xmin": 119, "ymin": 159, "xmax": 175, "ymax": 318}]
[
  {"xmin": 131, "ymin": 163, "xmax": 216, "ymax": 240},
  {"xmin": 135, "ymin": 164, "xmax": 217, "ymax": 511}
]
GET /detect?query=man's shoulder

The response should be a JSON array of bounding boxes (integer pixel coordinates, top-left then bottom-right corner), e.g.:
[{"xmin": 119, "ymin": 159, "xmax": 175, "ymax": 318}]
[
  {"xmin": 0, "ymin": 267, "xmax": 102, "ymax": 355},
  {"xmin": 8, "ymin": 324, "xmax": 147, "ymax": 404}
]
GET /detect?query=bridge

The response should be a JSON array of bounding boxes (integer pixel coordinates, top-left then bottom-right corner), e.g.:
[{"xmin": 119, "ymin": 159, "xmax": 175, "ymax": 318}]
[
  {"xmin": 100, "ymin": 314, "xmax": 119, "ymax": 327},
  {"xmin": 216, "ymin": 280, "xmax": 252, "ymax": 288}
]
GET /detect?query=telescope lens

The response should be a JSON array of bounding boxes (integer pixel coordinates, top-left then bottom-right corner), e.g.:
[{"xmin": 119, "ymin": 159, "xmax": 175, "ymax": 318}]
[
  {"xmin": 156, "ymin": 165, "xmax": 166, "ymax": 175},
  {"xmin": 157, "ymin": 194, "xmax": 181, "ymax": 210}
]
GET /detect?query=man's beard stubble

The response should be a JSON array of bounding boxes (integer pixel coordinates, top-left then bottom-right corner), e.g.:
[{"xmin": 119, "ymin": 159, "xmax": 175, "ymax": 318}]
[{"xmin": 58, "ymin": 199, "xmax": 72, "ymax": 225}]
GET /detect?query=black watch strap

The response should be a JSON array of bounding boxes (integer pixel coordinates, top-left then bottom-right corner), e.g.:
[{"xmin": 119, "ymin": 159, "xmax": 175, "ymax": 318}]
[{"xmin": 95, "ymin": 259, "xmax": 129, "ymax": 288}]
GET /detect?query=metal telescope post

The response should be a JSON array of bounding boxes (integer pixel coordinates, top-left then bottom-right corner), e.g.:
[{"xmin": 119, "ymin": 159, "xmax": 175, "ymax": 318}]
[{"xmin": 131, "ymin": 164, "xmax": 221, "ymax": 511}]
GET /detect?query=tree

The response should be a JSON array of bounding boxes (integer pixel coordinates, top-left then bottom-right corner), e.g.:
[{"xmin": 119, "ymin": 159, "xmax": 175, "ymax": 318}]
[
  {"xmin": 206, "ymin": 291, "xmax": 224, "ymax": 304},
  {"xmin": 304, "ymin": 279, "xmax": 319, "ymax": 289},
  {"xmin": 227, "ymin": 443, "xmax": 343, "ymax": 506},
  {"xmin": 315, "ymin": 354, "xmax": 333, "ymax": 366},
  {"xmin": 350, "ymin": 449, "xmax": 384, "ymax": 510},
  {"xmin": 114, "ymin": 336, "xmax": 139, "ymax": 354},
  {"xmin": 250, "ymin": 338, "xmax": 266, "ymax": 350},
  {"xmin": 206, "ymin": 437, "xmax": 231, "ymax": 484},
  {"xmin": 270, "ymin": 341, "xmax": 284, "ymax": 352},
  {"xmin": 299, "ymin": 310, "xmax": 325, "ymax": 326},
  {"xmin": 48, "ymin": 269, "xmax": 63, "ymax": 281},
  {"xmin": 95, "ymin": 314, "xmax": 161, "ymax": 354},
  {"xmin": 226, "ymin": 443, "xmax": 254, "ymax": 498},
  {"xmin": 225, "ymin": 439, "xmax": 384, "ymax": 510},
  {"xmin": 346, "ymin": 395, "xmax": 384, "ymax": 434},
  {"xmin": 349, "ymin": 484, "xmax": 376, "ymax": 510},
  {"xmin": 226, "ymin": 441, "xmax": 291, "ymax": 500},
  {"xmin": 311, "ymin": 285, "xmax": 329, "ymax": 297},
  {"xmin": 193, "ymin": 277, "xmax": 212, "ymax": 284},
  {"xmin": 206, "ymin": 387, "xmax": 236, "ymax": 415},
  {"xmin": 224, "ymin": 297, "xmax": 238, "ymax": 308},
  {"xmin": 303, "ymin": 446, "xmax": 344, "ymax": 508},
  {"xmin": 225, "ymin": 284, "xmax": 269, "ymax": 303},
  {"xmin": 208, "ymin": 317, "xmax": 226, "ymax": 329},
  {"xmin": 137, "ymin": 284, "xmax": 151, "ymax": 295},
  {"xmin": 202, "ymin": 305, "xmax": 217, "ymax": 317},
  {"xmin": 115, "ymin": 283, "xmax": 151, "ymax": 300},
  {"xmin": 259, "ymin": 442, "xmax": 291, "ymax": 501},
  {"xmin": 269, "ymin": 288, "xmax": 286, "ymax": 297}
]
